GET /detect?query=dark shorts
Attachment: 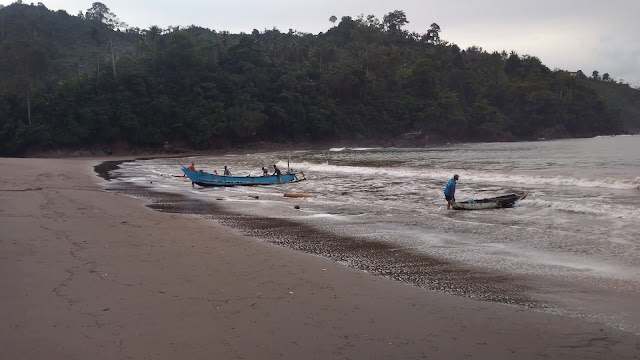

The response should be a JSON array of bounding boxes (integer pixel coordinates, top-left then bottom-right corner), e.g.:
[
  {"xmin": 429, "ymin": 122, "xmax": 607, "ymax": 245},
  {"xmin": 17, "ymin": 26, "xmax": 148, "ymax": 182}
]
[{"xmin": 445, "ymin": 195, "xmax": 454, "ymax": 201}]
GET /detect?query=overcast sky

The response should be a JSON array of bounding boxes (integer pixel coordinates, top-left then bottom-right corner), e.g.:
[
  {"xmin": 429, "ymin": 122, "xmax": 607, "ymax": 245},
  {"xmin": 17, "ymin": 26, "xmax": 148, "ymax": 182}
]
[{"xmin": 3, "ymin": 0, "xmax": 639, "ymax": 87}]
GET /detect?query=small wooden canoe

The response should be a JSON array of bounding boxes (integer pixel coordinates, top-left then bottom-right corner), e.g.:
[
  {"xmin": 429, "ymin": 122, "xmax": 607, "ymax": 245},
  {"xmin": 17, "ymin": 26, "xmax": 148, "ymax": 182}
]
[{"xmin": 452, "ymin": 193, "xmax": 527, "ymax": 210}]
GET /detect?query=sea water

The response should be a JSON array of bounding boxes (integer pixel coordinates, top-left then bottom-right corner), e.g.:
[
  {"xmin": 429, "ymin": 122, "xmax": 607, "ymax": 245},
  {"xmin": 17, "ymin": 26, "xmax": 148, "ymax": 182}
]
[{"xmin": 103, "ymin": 135, "xmax": 640, "ymax": 333}]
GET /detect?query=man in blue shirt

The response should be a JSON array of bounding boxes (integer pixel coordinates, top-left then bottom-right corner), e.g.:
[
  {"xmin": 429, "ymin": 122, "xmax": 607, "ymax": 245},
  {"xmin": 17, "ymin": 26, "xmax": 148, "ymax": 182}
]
[{"xmin": 444, "ymin": 174, "xmax": 459, "ymax": 210}]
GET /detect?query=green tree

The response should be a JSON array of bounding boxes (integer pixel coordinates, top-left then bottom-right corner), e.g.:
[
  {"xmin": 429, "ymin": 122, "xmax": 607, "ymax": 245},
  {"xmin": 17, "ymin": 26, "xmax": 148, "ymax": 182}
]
[
  {"xmin": 0, "ymin": 3, "xmax": 631, "ymax": 154},
  {"xmin": 3, "ymin": 40, "xmax": 48, "ymax": 127},
  {"xmin": 426, "ymin": 23, "xmax": 440, "ymax": 43},
  {"xmin": 382, "ymin": 10, "xmax": 408, "ymax": 32},
  {"xmin": 146, "ymin": 25, "xmax": 162, "ymax": 52},
  {"xmin": 85, "ymin": 2, "xmax": 126, "ymax": 29},
  {"xmin": 164, "ymin": 31, "xmax": 200, "ymax": 93}
]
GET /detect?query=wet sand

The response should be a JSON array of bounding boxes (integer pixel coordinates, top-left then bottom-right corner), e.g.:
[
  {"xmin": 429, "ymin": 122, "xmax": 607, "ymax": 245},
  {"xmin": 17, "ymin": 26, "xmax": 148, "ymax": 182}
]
[{"xmin": 1, "ymin": 157, "xmax": 638, "ymax": 359}]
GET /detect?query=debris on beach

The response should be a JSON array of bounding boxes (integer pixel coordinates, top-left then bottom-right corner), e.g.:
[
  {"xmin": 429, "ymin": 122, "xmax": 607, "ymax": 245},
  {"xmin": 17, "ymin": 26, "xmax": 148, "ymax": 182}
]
[{"xmin": 284, "ymin": 193, "xmax": 315, "ymax": 198}]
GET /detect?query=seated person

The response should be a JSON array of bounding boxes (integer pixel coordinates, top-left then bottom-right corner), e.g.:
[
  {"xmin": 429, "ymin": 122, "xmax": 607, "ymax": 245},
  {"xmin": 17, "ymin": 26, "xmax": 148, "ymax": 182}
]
[{"xmin": 223, "ymin": 166, "xmax": 232, "ymax": 176}]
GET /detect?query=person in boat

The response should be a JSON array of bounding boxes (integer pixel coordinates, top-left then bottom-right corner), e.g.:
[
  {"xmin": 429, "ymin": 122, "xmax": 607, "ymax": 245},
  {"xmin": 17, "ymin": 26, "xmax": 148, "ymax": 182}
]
[
  {"xmin": 186, "ymin": 161, "xmax": 196, "ymax": 186},
  {"xmin": 444, "ymin": 174, "xmax": 459, "ymax": 210},
  {"xmin": 273, "ymin": 165, "xmax": 282, "ymax": 182},
  {"xmin": 223, "ymin": 166, "xmax": 232, "ymax": 176},
  {"xmin": 261, "ymin": 167, "xmax": 268, "ymax": 176}
]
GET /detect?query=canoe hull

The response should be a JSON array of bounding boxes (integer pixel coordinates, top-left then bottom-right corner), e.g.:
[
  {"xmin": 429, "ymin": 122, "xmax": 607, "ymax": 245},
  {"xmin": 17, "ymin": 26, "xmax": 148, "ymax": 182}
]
[
  {"xmin": 182, "ymin": 168, "xmax": 304, "ymax": 187},
  {"xmin": 452, "ymin": 193, "xmax": 526, "ymax": 210}
]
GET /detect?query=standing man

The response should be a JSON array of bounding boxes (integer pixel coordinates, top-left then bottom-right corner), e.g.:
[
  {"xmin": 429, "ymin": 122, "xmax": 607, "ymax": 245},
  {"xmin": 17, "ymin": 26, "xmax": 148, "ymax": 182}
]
[
  {"xmin": 223, "ymin": 166, "xmax": 232, "ymax": 176},
  {"xmin": 444, "ymin": 174, "xmax": 459, "ymax": 210},
  {"xmin": 272, "ymin": 165, "xmax": 282, "ymax": 182}
]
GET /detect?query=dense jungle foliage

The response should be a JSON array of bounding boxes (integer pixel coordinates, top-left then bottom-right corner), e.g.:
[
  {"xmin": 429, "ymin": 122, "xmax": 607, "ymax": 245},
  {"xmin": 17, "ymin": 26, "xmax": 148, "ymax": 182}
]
[{"xmin": 1, "ymin": 2, "xmax": 638, "ymax": 155}]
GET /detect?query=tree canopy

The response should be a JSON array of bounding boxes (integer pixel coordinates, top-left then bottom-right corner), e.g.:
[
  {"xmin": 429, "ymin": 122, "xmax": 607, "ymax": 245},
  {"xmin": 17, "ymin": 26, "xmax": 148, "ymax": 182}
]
[{"xmin": 0, "ymin": 2, "xmax": 637, "ymax": 155}]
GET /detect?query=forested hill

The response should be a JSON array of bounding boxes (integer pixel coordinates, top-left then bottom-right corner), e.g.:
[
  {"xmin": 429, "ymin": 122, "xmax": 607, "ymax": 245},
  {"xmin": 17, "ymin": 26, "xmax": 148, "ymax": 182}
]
[{"xmin": 1, "ymin": 2, "xmax": 638, "ymax": 155}]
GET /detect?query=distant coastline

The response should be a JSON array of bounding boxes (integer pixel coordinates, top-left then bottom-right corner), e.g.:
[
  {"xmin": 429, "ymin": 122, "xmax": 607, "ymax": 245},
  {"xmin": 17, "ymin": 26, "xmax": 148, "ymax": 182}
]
[{"xmin": 20, "ymin": 132, "xmax": 638, "ymax": 159}]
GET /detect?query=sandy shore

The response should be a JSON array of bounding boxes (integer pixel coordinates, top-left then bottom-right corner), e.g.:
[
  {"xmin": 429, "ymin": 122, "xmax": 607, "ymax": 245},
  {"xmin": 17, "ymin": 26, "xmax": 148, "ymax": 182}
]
[{"xmin": 1, "ymin": 157, "xmax": 638, "ymax": 359}]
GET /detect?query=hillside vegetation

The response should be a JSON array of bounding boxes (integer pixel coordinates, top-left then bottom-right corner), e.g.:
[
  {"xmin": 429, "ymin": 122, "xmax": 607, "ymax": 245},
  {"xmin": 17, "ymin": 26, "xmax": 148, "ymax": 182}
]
[{"xmin": 1, "ymin": 2, "xmax": 638, "ymax": 155}]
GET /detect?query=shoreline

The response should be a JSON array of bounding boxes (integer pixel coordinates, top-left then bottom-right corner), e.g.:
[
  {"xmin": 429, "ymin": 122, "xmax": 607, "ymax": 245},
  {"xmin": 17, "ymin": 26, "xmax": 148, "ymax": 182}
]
[
  {"xmin": 1, "ymin": 157, "xmax": 639, "ymax": 359},
  {"xmin": 105, "ymin": 154, "xmax": 640, "ymax": 334},
  {"xmin": 104, "ymin": 170, "xmax": 543, "ymax": 308}
]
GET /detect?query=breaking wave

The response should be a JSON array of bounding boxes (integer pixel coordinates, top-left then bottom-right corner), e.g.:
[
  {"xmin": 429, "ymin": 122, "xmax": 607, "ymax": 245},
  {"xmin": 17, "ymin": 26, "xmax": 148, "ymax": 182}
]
[{"xmin": 291, "ymin": 161, "xmax": 640, "ymax": 190}]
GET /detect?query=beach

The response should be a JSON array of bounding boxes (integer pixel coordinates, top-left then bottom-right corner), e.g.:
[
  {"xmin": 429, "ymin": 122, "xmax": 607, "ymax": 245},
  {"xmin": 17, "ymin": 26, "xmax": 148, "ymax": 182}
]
[{"xmin": 1, "ymin": 157, "xmax": 638, "ymax": 359}]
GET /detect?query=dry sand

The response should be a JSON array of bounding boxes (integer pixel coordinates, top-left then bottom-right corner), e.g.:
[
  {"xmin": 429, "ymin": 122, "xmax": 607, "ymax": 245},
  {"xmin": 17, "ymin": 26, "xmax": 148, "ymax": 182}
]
[{"xmin": 1, "ymin": 157, "xmax": 638, "ymax": 359}]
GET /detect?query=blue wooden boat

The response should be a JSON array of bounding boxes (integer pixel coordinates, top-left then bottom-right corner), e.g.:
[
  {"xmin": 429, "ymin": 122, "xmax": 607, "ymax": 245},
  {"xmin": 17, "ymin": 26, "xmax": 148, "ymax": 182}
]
[{"xmin": 182, "ymin": 167, "xmax": 305, "ymax": 187}]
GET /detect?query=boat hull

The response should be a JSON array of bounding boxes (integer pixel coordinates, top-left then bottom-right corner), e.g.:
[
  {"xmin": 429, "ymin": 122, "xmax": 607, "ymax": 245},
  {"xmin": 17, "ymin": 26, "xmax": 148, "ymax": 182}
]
[
  {"xmin": 182, "ymin": 168, "xmax": 304, "ymax": 187},
  {"xmin": 452, "ymin": 193, "xmax": 526, "ymax": 210}
]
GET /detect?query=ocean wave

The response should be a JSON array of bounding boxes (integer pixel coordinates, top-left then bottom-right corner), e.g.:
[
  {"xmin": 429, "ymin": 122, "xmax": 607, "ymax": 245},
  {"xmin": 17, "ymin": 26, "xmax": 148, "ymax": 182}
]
[
  {"xmin": 593, "ymin": 134, "xmax": 638, "ymax": 138},
  {"xmin": 519, "ymin": 198, "xmax": 640, "ymax": 220},
  {"xmin": 291, "ymin": 161, "xmax": 640, "ymax": 190},
  {"xmin": 308, "ymin": 213, "xmax": 351, "ymax": 221},
  {"xmin": 464, "ymin": 174, "xmax": 640, "ymax": 190},
  {"xmin": 328, "ymin": 147, "xmax": 379, "ymax": 152}
]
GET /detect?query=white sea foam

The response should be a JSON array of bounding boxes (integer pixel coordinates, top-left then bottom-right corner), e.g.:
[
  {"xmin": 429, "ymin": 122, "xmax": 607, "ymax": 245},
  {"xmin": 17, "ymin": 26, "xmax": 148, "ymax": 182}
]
[
  {"xmin": 519, "ymin": 198, "xmax": 640, "ymax": 220},
  {"xmin": 290, "ymin": 161, "xmax": 640, "ymax": 190},
  {"xmin": 308, "ymin": 213, "xmax": 350, "ymax": 221},
  {"xmin": 593, "ymin": 134, "xmax": 638, "ymax": 138},
  {"xmin": 499, "ymin": 246, "xmax": 640, "ymax": 281},
  {"xmin": 328, "ymin": 147, "xmax": 379, "ymax": 152}
]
